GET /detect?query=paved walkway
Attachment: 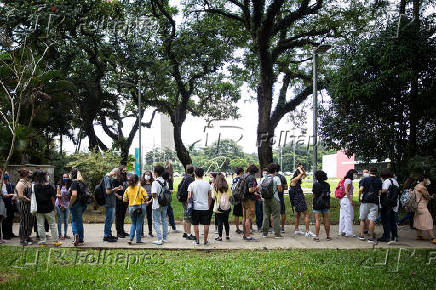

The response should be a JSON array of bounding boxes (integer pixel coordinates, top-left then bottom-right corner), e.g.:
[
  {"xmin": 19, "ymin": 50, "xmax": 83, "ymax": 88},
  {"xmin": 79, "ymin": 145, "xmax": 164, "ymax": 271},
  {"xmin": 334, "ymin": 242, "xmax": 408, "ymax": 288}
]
[{"xmin": 4, "ymin": 223, "xmax": 436, "ymax": 250}]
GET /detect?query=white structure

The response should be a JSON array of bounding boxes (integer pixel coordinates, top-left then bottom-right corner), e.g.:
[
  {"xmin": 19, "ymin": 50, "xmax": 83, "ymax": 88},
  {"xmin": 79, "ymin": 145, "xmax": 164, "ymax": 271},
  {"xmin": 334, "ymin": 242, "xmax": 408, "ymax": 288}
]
[
  {"xmin": 160, "ymin": 114, "xmax": 175, "ymax": 150},
  {"xmin": 322, "ymin": 154, "xmax": 337, "ymax": 178}
]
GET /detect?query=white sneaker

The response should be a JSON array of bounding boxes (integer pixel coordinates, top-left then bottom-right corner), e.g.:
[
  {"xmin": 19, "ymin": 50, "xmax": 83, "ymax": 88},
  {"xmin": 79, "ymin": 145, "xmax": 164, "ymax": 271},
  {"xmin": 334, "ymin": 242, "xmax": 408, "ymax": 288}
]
[
  {"xmin": 305, "ymin": 231, "xmax": 316, "ymax": 237},
  {"xmin": 162, "ymin": 239, "xmax": 168, "ymax": 243},
  {"xmin": 294, "ymin": 230, "xmax": 304, "ymax": 235},
  {"xmin": 153, "ymin": 240, "xmax": 163, "ymax": 245}
]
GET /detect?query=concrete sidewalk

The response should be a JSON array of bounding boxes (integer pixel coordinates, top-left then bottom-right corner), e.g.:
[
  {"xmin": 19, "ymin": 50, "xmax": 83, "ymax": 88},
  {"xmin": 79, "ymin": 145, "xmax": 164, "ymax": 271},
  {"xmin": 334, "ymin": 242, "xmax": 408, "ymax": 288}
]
[{"xmin": 4, "ymin": 223, "xmax": 436, "ymax": 250}]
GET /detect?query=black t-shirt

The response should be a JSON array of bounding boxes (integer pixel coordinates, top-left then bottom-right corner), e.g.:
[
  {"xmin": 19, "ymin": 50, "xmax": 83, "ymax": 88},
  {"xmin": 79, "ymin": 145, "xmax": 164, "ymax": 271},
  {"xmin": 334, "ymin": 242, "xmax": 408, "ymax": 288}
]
[
  {"xmin": 245, "ymin": 173, "xmax": 257, "ymax": 200},
  {"xmin": 277, "ymin": 174, "xmax": 287, "ymax": 194},
  {"xmin": 361, "ymin": 176, "xmax": 382, "ymax": 204},
  {"xmin": 34, "ymin": 184, "xmax": 56, "ymax": 213},
  {"xmin": 312, "ymin": 181, "xmax": 330, "ymax": 210}
]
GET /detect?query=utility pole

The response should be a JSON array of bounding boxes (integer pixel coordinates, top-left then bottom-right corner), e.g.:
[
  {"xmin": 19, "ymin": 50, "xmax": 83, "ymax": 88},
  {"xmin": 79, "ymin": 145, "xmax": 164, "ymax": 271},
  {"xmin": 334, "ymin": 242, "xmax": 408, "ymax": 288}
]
[{"xmin": 138, "ymin": 82, "xmax": 142, "ymax": 177}]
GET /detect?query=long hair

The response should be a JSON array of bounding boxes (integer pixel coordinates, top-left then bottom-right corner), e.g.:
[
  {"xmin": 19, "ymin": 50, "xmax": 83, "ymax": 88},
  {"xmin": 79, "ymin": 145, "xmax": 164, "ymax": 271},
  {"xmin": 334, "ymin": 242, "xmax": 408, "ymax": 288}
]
[
  {"xmin": 214, "ymin": 173, "xmax": 228, "ymax": 193},
  {"xmin": 128, "ymin": 174, "xmax": 139, "ymax": 187},
  {"xmin": 33, "ymin": 170, "xmax": 46, "ymax": 185},
  {"xmin": 58, "ymin": 174, "xmax": 72, "ymax": 189},
  {"xmin": 344, "ymin": 169, "xmax": 357, "ymax": 180},
  {"xmin": 402, "ymin": 177, "xmax": 416, "ymax": 190},
  {"xmin": 141, "ymin": 171, "xmax": 154, "ymax": 185}
]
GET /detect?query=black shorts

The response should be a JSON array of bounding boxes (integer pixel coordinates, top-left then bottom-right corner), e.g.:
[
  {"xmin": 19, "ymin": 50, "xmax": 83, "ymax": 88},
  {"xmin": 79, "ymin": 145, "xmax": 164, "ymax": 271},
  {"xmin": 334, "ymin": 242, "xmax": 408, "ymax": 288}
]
[
  {"xmin": 279, "ymin": 194, "xmax": 285, "ymax": 215},
  {"xmin": 192, "ymin": 210, "xmax": 211, "ymax": 225},
  {"xmin": 233, "ymin": 203, "xmax": 243, "ymax": 217}
]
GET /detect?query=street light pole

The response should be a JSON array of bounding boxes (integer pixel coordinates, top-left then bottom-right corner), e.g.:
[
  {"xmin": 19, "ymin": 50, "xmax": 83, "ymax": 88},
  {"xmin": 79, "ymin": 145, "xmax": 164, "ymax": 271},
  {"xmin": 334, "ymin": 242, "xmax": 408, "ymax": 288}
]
[
  {"xmin": 312, "ymin": 44, "xmax": 331, "ymax": 184},
  {"xmin": 138, "ymin": 82, "xmax": 142, "ymax": 178}
]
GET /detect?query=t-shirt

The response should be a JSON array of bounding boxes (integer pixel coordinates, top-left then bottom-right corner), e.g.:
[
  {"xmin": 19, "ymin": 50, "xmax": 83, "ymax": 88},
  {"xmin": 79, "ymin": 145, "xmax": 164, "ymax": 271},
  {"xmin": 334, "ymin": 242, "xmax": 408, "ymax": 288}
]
[
  {"xmin": 34, "ymin": 184, "xmax": 56, "ymax": 213},
  {"xmin": 187, "ymin": 179, "xmax": 211, "ymax": 210},
  {"xmin": 55, "ymin": 185, "xmax": 70, "ymax": 208},
  {"xmin": 103, "ymin": 175, "xmax": 116, "ymax": 208},
  {"xmin": 245, "ymin": 173, "xmax": 257, "ymax": 200},
  {"xmin": 344, "ymin": 178, "xmax": 354, "ymax": 198},
  {"xmin": 360, "ymin": 176, "xmax": 382, "ymax": 204},
  {"xmin": 212, "ymin": 187, "xmax": 232, "ymax": 213},
  {"xmin": 269, "ymin": 174, "xmax": 281, "ymax": 201},
  {"xmin": 123, "ymin": 185, "xmax": 147, "ymax": 206},
  {"xmin": 382, "ymin": 178, "xmax": 400, "ymax": 212},
  {"xmin": 151, "ymin": 177, "xmax": 167, "ymax": 210},
  {"xmin": 312, "ymin": 181, "xmax": 331, "ymax": 210},
  {"xmin": 277, "ymin": 174, "xmax": 287, "ymax": 194}
]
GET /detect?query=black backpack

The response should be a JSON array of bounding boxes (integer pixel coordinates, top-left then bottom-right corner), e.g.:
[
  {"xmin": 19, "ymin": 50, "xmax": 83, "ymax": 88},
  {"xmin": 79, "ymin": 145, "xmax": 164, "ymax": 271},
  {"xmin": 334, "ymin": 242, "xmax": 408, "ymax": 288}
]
[
  {"xmin": 94, "ymin": 178, "xmax": 106, "ymax": 206},
  {"xmin": 381, "ymin": 179, "xmax": 400, "ymax": 209},
  {"xmin": 260, "ymin": 176, "xmax": 275, "ymax": 199},
  {"xmin": 177, "ymin": 176, "xmax": 192, "ymax": 202},
  {"xmin": 232, "ymin": 174, "xmax": 249, "ymax": 203},
  {"xmin": 77, "ymin": 181, "xmax": 93, "ymax": 205},
  {"xmin": 363, "ymin": 177, "xmax": 378, "ymax": 204},
  {"xmin": 157, "ymin": 180, "xmax": 172, "ymax": 207}
]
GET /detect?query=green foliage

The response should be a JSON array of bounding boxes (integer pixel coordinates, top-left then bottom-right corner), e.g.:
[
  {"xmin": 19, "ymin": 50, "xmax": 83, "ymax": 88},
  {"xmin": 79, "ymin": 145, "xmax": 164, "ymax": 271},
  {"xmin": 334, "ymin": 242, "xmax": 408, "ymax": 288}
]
[{"xmin": 66, "ymin": 150, "xmax": 122, "ymax": 189}]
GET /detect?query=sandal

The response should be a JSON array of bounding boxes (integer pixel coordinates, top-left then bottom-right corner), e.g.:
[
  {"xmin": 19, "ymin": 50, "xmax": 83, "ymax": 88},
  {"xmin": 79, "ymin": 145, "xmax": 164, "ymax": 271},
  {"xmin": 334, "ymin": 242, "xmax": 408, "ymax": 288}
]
[
  {"xmin": 416, "ymin": 236, "xmax": 427, "ymax": 241},
  {"xmin": 313, "ymin": 237, "xmax": 320, "ymax": 242}
]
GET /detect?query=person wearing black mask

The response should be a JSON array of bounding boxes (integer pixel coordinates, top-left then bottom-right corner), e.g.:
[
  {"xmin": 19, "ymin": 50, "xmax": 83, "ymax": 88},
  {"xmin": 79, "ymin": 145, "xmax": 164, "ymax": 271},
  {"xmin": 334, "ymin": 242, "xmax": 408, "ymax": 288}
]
[
  {"xmin": 2, "ymin": 172, "xmax": 16, "ymax": 239},
  {"xmin": 114, "ymin": 165, "xmax": 129, "ymax": 238}
]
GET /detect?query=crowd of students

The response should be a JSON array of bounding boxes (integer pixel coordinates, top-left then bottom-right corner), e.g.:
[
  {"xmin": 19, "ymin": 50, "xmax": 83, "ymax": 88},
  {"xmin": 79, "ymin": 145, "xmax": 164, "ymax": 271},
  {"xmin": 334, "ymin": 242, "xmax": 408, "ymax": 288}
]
[{"xmin": 0, "ymin": 162, "xmax": 434, "ymax": 247}]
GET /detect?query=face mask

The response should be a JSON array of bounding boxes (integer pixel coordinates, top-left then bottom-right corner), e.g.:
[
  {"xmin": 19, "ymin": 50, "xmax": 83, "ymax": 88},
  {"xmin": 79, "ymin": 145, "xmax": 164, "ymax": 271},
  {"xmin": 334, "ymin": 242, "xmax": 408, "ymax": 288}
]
[
  {"xmin": 3, "ymin": 174, "xmax": 9, "ymax": 180},
  {"xmin": 426, "ymin": 180, "xmax": 431, "ymax": 186},
  {"xmin": 353, "ymin": 174, "xmax": 358, "ymax": 179},
  {"xmin": 27, "ymin": 173, "xmax": 33, "ymax": 179},
  {"xmin": 209, "ymin": 178, "xmax": 214, "ymax": 183},
  {"xmin": 145, "ymin": 175, "xmax": 151, "ymax": 180},
  {"xmin": 363, "ymin": 173, "xmax": 370, "ymax": 178},
  {"xmin": 46, "ymin": 176, "xmax": 50, "ymax": 182},
  {"xmin": 263, "ymin": 173, "xmax": 267, "ymax": 177},
  {"xmin": 63, "ymin": 178, "xmax": 69, "ymax": 183}
]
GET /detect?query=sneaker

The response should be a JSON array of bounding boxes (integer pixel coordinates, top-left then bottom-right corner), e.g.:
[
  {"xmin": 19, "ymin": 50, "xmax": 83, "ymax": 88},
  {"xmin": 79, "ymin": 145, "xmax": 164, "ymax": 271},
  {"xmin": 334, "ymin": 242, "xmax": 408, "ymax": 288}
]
[
  {"xmin": 358, "ymin": 235, "xmax": 366, "ymax": 241},
  {"xmin": 305, "ymin": 231, "xmax": 315, "ymax": 237},
  {"xmin": 275, "ymin": 235, "xmax": 284, "ymax": 239},
  {"xmin": 377, "ymin": 238, "xmax": 389, "ymax": 243},
  {"xmin": 262, "ymin": 235, "xmax": 268, "ymax": 238},
  {"xmin": 172, "ymin": 229, "xmax": 182, "ymax": 233},
  {"xmin": 215, "ymin": 237, "xmax": 222, "ymax": 241},
  {"xmin": 136, "ymin": 241, "xmax": 144, "ymax": 244},
  {"xmin": 128, "ymin": 240, "xmax": 133, "ymax": 245},
  {"xmin": 186, "ymin": 234, "xmax": 196, "ymax": 241},
  {"xmin": 226, "ymin": 236, "xmax": 230, "ymax": 240},
  {"xmin": 268, "ymin": 228, "xmax": 273, "ymax": 233},
  {"xmin": 313, "ymin": 237, "xmax": 320, "ymax": 242},
  {"xmin": 117, "ymin": 233, "xmax": 126, "ymax": 238},
  {"xmin": 53, "ymin": 241, "xmax": 62, "ymax": 247},
  {"xmin": 109, "ymin": 235, "xmax": 118, "ymax": 240},
  {"xmin": 204, "ymin": 241, "xmax": 210, "ymax": 246},
  {"xmin": 345, "ymin": 234, "xmax": 356, "ymax": 238},
  {"xmin": 162, "ymin": 239, "xmax": 168, "ymax": 243},
  {"xmin": 153, "ymin": 240, "xmax": 163, "ymax": 245},
  {"xmin": 243, "ymin": 236, "xmax": 255, "ymax": 241},
  {"xmin": 280, "ymin": 229, "xmax": 285, "ymax": 233},
  {"xmin": 294, "ymin": 230, "xmax": 304, "ymax": 235},
  {"xmin": 214, "ymin": 230, "xmax": 218, "ymax": 234},
  {"xmin": 182, "ymin": 233, "xmax": 188, "ymax": 239},
  {"xmin": 367, "ymin": 238, "xmax": 377, "ymax": 244},
  {"xmin": 387, "ymin": 239, "xmax": 396, "ymax": 245},
  {"xmin": 326, "ymin": 237, "xmax": 332, "ymax": 241},
  {"xmin": 103, "ymin": 236, "xmax": 118, "ymax": 242},
  {"xmin": 148, "ymin": 232, "xmax": 154, "ymax": 237},
  {"xmin": 235, "ymin": 229, "xmax": 243, "ymax": 234},
  {"xmin": 193, "ymin": 240, "xmax": 200, "ymax": 246}
]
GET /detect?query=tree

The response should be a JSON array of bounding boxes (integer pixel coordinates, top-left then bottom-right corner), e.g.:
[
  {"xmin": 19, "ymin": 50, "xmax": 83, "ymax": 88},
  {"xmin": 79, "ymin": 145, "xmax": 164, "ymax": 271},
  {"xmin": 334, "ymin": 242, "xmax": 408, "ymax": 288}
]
[
  {"xmin": 320, "ymin": 1, "xmax": 436, "ymax": 177},
  {"xmin": 186, "ymin": 0, "xmax": 369, "ymax": 170}
]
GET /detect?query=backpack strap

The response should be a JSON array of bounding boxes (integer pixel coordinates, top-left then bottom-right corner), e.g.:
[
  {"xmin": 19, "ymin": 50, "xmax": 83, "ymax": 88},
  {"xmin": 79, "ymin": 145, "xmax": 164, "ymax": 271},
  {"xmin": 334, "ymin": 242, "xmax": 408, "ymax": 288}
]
[{"xmin": 156, "ymin": 180, "xmax": 167, "ymax": 196}]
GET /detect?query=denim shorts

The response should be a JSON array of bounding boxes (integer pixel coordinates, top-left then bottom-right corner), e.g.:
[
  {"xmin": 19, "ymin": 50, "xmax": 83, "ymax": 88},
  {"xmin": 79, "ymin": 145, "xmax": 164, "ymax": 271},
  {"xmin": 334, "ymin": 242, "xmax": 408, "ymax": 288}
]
[{"xmin": 313, "ymin": 209, "xmax": 329, "ymax": 214}]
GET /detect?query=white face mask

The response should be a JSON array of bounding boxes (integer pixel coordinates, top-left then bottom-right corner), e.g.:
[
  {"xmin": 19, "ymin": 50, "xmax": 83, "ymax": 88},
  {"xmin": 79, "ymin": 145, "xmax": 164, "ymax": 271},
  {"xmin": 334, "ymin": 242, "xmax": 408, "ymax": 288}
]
[
  {"xmin": 145, "ymin": 175, "xmax": 151, "ymax": 180},
  {"xmin": 363, "ymin": 173, "xmax": 370, "ymax": 178}
]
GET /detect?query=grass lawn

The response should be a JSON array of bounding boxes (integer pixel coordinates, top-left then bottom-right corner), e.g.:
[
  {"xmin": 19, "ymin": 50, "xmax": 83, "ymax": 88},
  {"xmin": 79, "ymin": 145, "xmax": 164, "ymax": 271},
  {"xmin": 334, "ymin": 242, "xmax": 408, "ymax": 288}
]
[
  {"xmin": 1, "ymin": 246, "xmax": 435, "ymax": 289},
  {"xmin": 82, "ymin": 176, "xmax": 382, "ymax": 225}
]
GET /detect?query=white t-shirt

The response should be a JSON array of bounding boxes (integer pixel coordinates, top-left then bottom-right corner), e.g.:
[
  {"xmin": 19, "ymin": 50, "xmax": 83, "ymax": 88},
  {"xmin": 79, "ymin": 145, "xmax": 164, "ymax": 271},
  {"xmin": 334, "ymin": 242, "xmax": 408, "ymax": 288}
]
[
  {"xmin": 151, "ymin": 177, "xmax": 166, "ymax": 210},
  {"xmin": 344, "ymin": 179, "xmax": 354, "ymax": 198},
  {"xmin": 188, "ymin": 179, "xmax": 211, "ymax": 210},
  {"xmin": 382, "ymin": 178, "xmax": 399, "ymax": 212}
]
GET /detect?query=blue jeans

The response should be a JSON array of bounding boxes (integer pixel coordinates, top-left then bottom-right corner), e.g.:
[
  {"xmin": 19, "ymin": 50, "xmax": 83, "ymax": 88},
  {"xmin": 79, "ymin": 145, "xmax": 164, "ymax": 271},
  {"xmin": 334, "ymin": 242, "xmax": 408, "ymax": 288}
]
[
  {"xmin": 129, "ymin": 205, "xmax": 146, "ymax": 242},
  {"xmin": 104, "ymin": 207, "xmax": 115, "ymax": 237},
  {"xmin": 56, "ymin": 206, "xmax": 70, "ymax": 237},
  {"xmin": 399, "ymin": 212, "xmax": 414, "ymax": 227},
  {"xmin": 255, "ymin": 199, "xmax": 263, "ymax": 230},
  {"xmin": 167, "ymin": 203, "xmax": 176, "ymax": 230},
  {"xmin": 71, "ymin": 202, "xmax": 87, "ymax": 241},
  {"xmin": 152, "ymin": 206, "xmax": 168, "ymax": 241}
]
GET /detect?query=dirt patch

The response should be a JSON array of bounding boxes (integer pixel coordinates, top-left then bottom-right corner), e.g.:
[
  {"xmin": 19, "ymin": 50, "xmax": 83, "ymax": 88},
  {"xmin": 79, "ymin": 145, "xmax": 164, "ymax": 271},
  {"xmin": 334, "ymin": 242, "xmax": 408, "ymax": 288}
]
[{"xmin": 0, "ymin": 271, "xmax": 19, "ymax": 285}]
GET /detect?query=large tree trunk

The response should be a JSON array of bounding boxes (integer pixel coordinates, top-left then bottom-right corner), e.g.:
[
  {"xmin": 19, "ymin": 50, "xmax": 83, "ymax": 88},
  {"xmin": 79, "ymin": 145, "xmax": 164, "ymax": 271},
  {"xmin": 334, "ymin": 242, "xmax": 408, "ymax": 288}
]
[
  {"xmin": 256, "ymin": 46, "xmax": 275, "ymax": 170},
  {"xmin": 173, "ymin": 120, "xmax": 192, "ymax": 168}
]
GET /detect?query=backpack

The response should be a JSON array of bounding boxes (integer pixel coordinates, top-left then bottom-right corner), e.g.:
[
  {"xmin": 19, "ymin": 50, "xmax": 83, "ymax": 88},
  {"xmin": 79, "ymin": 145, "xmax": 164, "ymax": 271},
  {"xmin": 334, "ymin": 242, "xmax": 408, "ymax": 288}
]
[
  {"xmin": 177, "ymin": 176, "xmax": 192, "ymax": 202},
  {"xmin": 334, "ymin": 179, "xmax": 346, "ymax": 199},
  {"xmin": 260, "ymin": 175, "xmax": 275, "ymax": 199},
  {"xmin": 78, "ymin": 181, "xmax": 93, "ymax": 205},
  {"xmin": 362, "ymin": 177, "xmax": 379, "ymax": 204},
  {"xmin": 218, "ymin": 192, "xmax": 231, "ymax": 211},
  {"xmin": 313, "ymin": 183, "xmax": 330, "ymax": 210},
  {"xmin": 401, "ymin": 188, "xmax": 421, "ymax": 213},
  {"xmin": 232, "ymin": 175, "xmax": 249, "ymax": 203},
  {"xmin": 157, "ymin": 180, "xmax": 172, "ymax": 207},
  {"xmin": 381, "ymin": 179, "xmax": 399, "ymax": 208},
  {"xmin": 94, "ymin": 178, "xmax": 106, "ymax": 206}
]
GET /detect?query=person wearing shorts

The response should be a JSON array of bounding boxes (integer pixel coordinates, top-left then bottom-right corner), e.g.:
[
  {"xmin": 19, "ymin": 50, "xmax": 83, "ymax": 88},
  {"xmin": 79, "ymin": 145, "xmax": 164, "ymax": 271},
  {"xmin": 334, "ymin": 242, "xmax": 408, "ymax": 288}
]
[
  {"xmin": 358, "ymin": 168, "xmax": 382, "ymax": 243},
  {"xmin": 312, "ymin": 170, "xmax": 331, "ymax": 241},
  {"xmin": 242, "ymin": 164, "xmax": 260, "ymax": 241},
  {"xmin": 187, "ymin": 167, "xmax": 212, "ymax": 245}
]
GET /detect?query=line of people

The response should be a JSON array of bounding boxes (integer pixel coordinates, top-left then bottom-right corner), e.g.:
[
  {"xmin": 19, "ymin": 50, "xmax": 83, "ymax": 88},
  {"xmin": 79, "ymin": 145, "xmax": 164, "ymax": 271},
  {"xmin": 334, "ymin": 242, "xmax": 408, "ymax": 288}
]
[{"xmin": 0, "ymin": 163, "xmax": 434, "ymax": 247}]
